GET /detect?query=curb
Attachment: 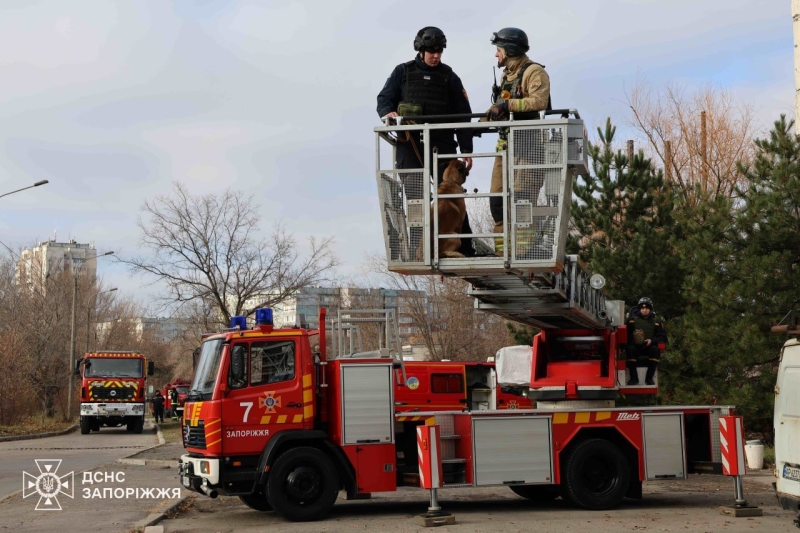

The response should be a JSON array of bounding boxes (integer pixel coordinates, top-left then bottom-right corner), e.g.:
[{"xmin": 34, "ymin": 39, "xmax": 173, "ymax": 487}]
[
  {"xmin": 0, "ymin": 423, "xmax": 79, "ymax": 443},
  {"xmin": 116, "ymin": 422, "xmax": 169, "ymax": 466},
  {"xmin": 133, "ymin": 494, "xmax": 190, "ymax": 532}
]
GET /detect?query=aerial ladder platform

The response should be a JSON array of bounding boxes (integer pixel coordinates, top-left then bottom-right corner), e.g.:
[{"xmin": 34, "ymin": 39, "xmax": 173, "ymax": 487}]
[
  {"xmin": 374, "ymin": 110, "xmax": 617, "ymax": 331},
  {"xmin": 373, "ymin": 110, "xmax": 658, "ymax": 399}
]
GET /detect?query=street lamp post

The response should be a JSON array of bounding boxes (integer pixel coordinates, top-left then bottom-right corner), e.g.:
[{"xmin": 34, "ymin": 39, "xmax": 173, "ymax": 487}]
[
  {"xmin": 67, "ymin": 250, "xmax": 114, "ymax": 421},
  {"xmin": 0, "ymin": 180, "xmax": 49, "ymax": 199},
  {"xmin": 86, "ymin": 288, "xmax": 118, "ymax": 353}
]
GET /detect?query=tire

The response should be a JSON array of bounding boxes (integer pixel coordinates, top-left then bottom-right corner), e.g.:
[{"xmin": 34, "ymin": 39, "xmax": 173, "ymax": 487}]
[
  {"xmin": 563, "ymin": 438, "xmax": 630, "ymax": 510},
  {"xmin": 239, "ymin": 490, "xmax": 273, "ymax": 512},
  {"xmin": 267, "ymin": 446, "xmax": 340, "ymax": 522},
  {"xmin": 80, "ymin": 417, "xmax": 91, "ymax": 435},
  {"xmin": 509, "ymin": 484, "xmax": 560, "ymax": 502},
  {"xmin": 134, "ymin": 418, "xmax": 144, "ymax": 434}
]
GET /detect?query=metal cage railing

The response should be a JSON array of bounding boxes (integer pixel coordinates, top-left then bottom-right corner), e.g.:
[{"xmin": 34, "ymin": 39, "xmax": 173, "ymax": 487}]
[{"xmin": 375, "ymin": 112, "xmax": 587, "ymax": 277}]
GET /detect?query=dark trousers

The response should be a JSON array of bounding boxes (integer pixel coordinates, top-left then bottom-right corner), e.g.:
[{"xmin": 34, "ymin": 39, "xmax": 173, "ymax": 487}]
[
  {"xmin": 154, "ymin": 407, "xmax": 164, "ymax": 423},
  {"xmin": 626, "ymin": 343, "xmax": 660, "ymax": 383},
  {"xmin": 396, "ymin": 137, "xmax": 474, "ymax": 257}
]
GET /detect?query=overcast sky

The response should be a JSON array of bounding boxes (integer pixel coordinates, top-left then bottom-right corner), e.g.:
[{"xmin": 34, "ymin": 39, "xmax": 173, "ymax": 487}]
[{"xmin": 0, "ymin": 0, "xmax": 792, "ymax": 312}]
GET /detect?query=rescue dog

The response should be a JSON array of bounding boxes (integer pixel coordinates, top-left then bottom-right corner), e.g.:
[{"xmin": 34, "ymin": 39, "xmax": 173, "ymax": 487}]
[{"xmin": 431, "ymin": 158, "xmax": 471, "ymax": 258}]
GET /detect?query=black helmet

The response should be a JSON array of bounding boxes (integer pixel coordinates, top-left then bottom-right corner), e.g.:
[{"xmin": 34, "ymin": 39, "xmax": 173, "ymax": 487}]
[
  {"xmin": 490, "ymin": 27, "xmax": 529, "ymax": 57},
  {"xmin": 638, "ymin": 297, "xmax": 654, "ymax": 310},
  {"xmin": 414, "ymin": 26, "xmax": 447, "ymax": 52}
]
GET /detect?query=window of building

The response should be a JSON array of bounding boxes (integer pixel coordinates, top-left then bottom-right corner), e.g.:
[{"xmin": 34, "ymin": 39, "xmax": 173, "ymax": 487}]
[{"xmin": 431, "ymin": 373, "xmax": 464, "ymax": 393}]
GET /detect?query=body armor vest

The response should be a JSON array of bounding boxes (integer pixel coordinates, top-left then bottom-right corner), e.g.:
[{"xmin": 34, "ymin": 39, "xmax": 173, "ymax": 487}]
[
  {"xmin": 500, "ymin": 60, "xmax": 552, "ymax": 120},
  {"xmin": 632, "ymin": 315, "xmax": 656, "ymax": 345},
  {"xmin": 401, "ymin": 60, "xmax": 452, "ymax": 117}
]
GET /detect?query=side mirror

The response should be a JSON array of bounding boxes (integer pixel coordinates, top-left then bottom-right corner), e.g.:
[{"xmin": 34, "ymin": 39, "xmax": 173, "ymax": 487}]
[
  {"xmin": 147, "ymin": 361, "xmax": 155, "ymax": 376},
  {"xmin": 231, "ymin": 345, "xmax": 246, "ymax": 384},
  {"xmin": 74, "ymin": 361, "xmax": 81, "ymax": 376}
]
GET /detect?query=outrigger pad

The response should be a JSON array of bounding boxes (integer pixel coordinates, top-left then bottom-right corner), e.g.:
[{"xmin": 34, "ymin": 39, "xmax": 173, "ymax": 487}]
[
  {"xmin": 718, "ymin": 505, "xmax": 763, "ymax": 517},
  {"xmin": 416, "ymin": 511, "xmax": 456, "ymax": 527}
]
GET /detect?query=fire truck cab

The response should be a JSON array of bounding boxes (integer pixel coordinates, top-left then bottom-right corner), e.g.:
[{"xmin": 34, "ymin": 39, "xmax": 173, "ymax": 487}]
[{"xmin": 77, "ymin": 351, "xmax": 154, "ymax": 434}]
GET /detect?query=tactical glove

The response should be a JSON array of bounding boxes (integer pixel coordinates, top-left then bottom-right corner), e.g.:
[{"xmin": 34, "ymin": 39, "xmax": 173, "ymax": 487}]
[{"xmin": 488, "ymin": 99, "xmax": 509, "ymax": 121}]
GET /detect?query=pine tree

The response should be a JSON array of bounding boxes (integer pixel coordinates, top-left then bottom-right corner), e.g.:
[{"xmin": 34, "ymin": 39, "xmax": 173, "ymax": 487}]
[
  {"xmin": 667, "ymin": 116, "xmax": 800, "ymax": 433},
  {"xmin": 570, "ymin": 118, "xmax": 685, "ymax": 318}
]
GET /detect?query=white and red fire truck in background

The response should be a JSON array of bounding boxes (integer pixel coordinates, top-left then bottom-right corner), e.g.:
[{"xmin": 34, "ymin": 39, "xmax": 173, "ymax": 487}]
[
  {"xmin": 77, "ymin": 351, "xmax": 154, "ymax": 434},
  {"xmin": 178, "ymin": 111, "xmax": 751, "ymax": 522}
]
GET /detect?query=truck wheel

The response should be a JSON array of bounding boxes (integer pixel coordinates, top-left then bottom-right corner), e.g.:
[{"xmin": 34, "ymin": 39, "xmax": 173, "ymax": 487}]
[
  {"xmin": 134, "ymin": 418, "xmax": 144, "ymax": 434},
  {"xmin": 126, "ymin": 421, "xmax": 135, "ymax": 432},
  {"xmin": 563, "ymin": 438, "xmax": 630, "ymax": 510},
  {"xmin": 80, "ymin": 417, "xmax": 91, "ymax": 435},
  {"xmin": 238, "ymin": 490, "xmax": 273, "ymax": 512},
  {"xmin": 509, "ymin": 484, "xmax": 560, "ymax": 501},
  {"xmin": 267, "ymin": 446, "xmax": 340, "ymax": 522}
]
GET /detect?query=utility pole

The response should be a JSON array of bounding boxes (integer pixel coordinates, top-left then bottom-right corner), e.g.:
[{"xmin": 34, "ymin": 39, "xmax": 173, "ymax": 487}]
[
  {"xmin": 68, "ymin": 275, "xmax": 78, "ymax": 421},
  {"xmin": 794, "ymin": 0, "xmax": 800, "ymax": 133}
]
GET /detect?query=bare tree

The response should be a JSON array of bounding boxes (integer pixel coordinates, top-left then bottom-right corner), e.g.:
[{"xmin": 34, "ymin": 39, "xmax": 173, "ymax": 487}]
[
  {"xmin": 365, "ymin": 255, "xmax": 512, "ymax": 361},
  {"xmin": 626, "ymin": 80, "xmax": 757, "ymax": 204},
  {"xmin": 125, "ymin": 182, "xmax": 339, "ymax": 324}
]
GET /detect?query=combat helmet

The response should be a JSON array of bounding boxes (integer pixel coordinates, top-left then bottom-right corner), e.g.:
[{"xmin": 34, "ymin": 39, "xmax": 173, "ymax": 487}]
[
  {"xmin": 490, "ymin": 27, "xmax": 529, "ymax": 57},
  {"xmin": 414, "ymin": 27, "xmax": 447, "ymax": 52}
]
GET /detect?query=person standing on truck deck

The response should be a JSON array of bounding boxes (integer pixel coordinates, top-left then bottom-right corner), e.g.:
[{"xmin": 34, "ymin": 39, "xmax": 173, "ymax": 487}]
[
  {"xmin": 377, "ymin": 26, "xmax": 475, "ymax": 257},
  {"xmin": 151, "ymin": 390, "xmax": 165, "ymax": 424},
  {"xmin": 485, "ymin": 27, "xmax": 552, "ymax": 256},
  {"xmin": 625, "ymin": 297, "xmax": 667, "ymax": 385}
]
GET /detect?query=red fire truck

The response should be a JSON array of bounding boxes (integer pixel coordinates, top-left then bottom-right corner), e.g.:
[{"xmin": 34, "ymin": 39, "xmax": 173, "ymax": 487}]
[
  {"xmin": 163, "ymin": 379, "xmax": 191, "ymax": 419},
  {"xmin": 396, "ymin": 360, "xmax": 532, "ymax": 412},
  {"xmin": 177, "ymin": 112, "xmax": 753, "ymax": 521},
  {"xmin": 77, "ymin": 351, "xmax": 154, "ymax": 434}
]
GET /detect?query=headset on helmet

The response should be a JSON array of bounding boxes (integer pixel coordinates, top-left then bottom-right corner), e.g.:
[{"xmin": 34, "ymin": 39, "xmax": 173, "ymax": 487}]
[
  {"xmin": 414, "ymin": 26, "xmax": 447, "ymax": 52},
  {"xmin": 638, "ymin": 297, "xmax": 654, "ymax": 310},
  {"xmin": 490, "ymin": 27, "xmax": 529, "ymax": 57}
]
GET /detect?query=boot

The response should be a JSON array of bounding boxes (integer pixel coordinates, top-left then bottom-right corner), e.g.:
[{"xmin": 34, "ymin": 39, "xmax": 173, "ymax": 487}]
[
  {"xmin": 645, "ymin": 364, "xmax": 657, "ymax": 386},
  {"xmin": 626, "ymin": 361, "xmax": 639, "ymax": 385}
]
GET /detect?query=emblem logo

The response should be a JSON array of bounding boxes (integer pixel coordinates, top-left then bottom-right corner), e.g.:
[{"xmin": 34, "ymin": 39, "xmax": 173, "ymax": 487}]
[
  {"xmin": 259, "ymin": 392, "xmax": 282, "ymax": 413},
  {"xmin": 109, "ymin": 390, "xmax": 117, "ymax": 397},
  {"xmin": 406, "ymin": 377, "xmax": 420, "ymax": 390},
  {"xmin": 22, "ymin": 460, "xmax": 74, "ymax": 511},
  {"xmin": 616, "ymin": 412, "xmax": 640, "ymax": 421}
]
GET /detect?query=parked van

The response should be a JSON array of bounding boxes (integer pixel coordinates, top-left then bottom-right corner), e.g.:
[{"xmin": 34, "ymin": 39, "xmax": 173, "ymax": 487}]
[{"xmin": 773, "ymin": 312, "xmax": 800, "ymax": 527}]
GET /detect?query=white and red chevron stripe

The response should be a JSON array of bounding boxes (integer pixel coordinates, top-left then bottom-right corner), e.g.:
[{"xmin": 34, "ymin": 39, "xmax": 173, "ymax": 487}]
[
  {"xmin": 417, "ymin": 425, "xmax": 443, "ymax": 489},
  {"xmin": 719, "ymin": 415, "xmax": 746, "ymax": 476}
]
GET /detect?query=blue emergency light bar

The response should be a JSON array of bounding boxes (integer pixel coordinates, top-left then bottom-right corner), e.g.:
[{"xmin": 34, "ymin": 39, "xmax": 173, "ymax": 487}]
[
  {"xmin": 255, "ymin": 308, "xmax": 273, "ymax": 326},
  {"xmin": 230, "ymin": 316, "xmax": 247, "ymax": 330}
]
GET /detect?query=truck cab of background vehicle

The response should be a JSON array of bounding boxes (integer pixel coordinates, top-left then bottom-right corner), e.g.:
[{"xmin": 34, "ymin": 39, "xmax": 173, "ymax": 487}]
[
  {"xmin": 773, "ymin": 311, "xmax": 800, "ymax": 526},
  {"xmin": 77, "ymin": 351, "xmax": 154, "ymax": 434},
  {"xmin": 163, "ymin": 379, "xmax": 191, "ymax": 418}
]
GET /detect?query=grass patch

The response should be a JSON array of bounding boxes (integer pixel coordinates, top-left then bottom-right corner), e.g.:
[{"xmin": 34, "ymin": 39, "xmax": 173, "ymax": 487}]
[
  {"xmin": 764, "ymin": 446, "xmax": 775, "ymax": 467},
  {"xmin": 0, "ymin": 416, "xmax": 75, "ymax": 438},
  {"xmin": 156, "ymin": 418, "xmax": 183, "ymax": 444}
]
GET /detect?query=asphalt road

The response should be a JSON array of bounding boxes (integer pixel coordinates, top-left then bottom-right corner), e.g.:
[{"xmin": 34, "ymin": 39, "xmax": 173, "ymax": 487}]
[
  {"xmin": 0, "ymin": 423, "xmax": 158, "ymax": 499},
  {"xmin": 161, "ymin": 471, "xmax": 799, "ymax": 533}
]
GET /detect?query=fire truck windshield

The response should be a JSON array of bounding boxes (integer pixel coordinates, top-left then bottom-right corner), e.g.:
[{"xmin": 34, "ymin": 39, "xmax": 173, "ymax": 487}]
[
  {"xmin": 84, "ymin": 358, "xmax": 143, "ymax": 378},
  {"xmin": 192, "ymin": 338, "xmax": 225, "ymax": 399}
]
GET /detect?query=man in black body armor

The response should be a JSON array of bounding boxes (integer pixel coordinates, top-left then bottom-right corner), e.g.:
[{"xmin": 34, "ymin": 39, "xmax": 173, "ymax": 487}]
[
  {"xmin": 486, "ymin": 27, "xmax": 552, "ymax": 256},
  {"xmin": 377, "ymin": 27, "xmax": 474, "ymax": 258},
  {"xmin": 625, "ymin": 297, "xmax": 667, "ymax": 385}
]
